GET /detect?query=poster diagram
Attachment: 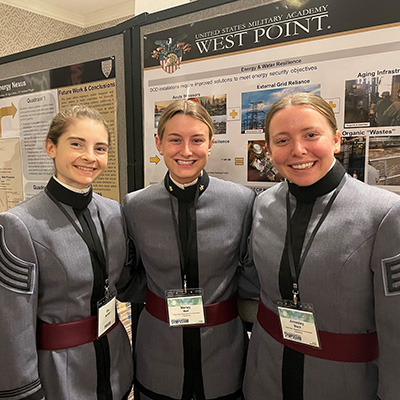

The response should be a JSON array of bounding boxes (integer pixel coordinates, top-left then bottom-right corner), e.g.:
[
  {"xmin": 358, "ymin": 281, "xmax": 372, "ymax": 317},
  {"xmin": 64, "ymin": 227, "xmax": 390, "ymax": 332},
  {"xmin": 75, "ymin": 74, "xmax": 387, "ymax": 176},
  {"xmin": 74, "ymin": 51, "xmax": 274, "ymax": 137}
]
[
  {"xmin": 0, "ymin": 57, "xmax": 120, "ymax": 208},
  {"xmin": 142, "ymin": 0, "xmax": 400, "ymax": 192}
]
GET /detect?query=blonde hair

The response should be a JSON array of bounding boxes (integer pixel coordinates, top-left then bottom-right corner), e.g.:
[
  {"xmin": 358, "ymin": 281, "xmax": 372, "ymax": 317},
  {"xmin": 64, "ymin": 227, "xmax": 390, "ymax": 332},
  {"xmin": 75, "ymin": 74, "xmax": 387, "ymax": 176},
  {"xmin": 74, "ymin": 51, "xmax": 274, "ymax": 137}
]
[{"xmin": 157, "ymin": 99, "xmax": 214, "ymax": 141}]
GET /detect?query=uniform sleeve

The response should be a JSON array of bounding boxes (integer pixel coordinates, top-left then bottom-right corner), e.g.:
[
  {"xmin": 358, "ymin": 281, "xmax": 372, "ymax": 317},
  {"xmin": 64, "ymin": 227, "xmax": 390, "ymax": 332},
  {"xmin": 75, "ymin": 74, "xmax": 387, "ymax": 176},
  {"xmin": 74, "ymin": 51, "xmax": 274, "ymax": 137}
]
[
  {"xmin": 237, "ymin": 190, "xmax": 260, "ymax": 300},
  {"xmin": 116, "ymin": 201, "xmax": 147, "ymax": 304},
  {"xmin": 116, "ymin": 236, "xmax": 147, "ymax": 304},
  {"xmin": 371, "ymin": 201, "xmax": 400, "ymax": 400},
  {"xmin": 0, "ymin": 213, "xmax": 45, "ymax": 399}
]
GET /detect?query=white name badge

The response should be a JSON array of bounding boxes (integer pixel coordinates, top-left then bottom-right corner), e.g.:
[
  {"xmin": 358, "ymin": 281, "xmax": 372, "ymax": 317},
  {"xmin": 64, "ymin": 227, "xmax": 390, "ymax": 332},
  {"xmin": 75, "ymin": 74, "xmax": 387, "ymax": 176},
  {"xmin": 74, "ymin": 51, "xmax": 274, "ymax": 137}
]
[
  {"xmin": 277, "ymin": 301, "xmax": 320, "ymax": 348},
  {"xmin": 166, "ymin": 288, "xmax": 205, "ymax": 327},
  {"xmin": 97, "ymin": 295, "xmax": 116, "ymax": 337}
]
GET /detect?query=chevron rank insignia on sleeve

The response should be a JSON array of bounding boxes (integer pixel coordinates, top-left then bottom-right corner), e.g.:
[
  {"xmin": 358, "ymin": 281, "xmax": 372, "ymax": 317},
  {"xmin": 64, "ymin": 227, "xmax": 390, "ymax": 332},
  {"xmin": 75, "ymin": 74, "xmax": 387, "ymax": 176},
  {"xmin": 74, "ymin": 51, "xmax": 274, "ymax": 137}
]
[
  {"xmin": 381, "ymin": 253, "xmax": 400, "ymax": 296},
  {"xmin": 0, "ymin": 225, "xmax": 36, "ymax": 294}
]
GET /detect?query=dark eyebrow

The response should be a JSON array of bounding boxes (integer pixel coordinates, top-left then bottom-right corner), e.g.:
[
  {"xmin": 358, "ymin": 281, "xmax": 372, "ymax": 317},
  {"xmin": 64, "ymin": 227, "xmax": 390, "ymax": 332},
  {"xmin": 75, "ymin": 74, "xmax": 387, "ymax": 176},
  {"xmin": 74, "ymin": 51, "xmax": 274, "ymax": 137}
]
[{"xmin": 67, "ymin": 137, "xmax": 109, "ymax": 147}]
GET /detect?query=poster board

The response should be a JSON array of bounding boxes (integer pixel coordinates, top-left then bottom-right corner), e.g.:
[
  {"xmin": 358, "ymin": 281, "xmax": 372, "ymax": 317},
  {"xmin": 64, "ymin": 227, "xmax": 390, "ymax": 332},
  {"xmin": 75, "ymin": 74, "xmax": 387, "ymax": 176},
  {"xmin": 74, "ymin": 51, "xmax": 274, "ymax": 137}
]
[
  {"xmin": 0, "ymin": 32, "xmax": 128, "ymax": 211},
  {"xmin": 140, "ymin": 0, "xmax": 400, "ymax": 194}
]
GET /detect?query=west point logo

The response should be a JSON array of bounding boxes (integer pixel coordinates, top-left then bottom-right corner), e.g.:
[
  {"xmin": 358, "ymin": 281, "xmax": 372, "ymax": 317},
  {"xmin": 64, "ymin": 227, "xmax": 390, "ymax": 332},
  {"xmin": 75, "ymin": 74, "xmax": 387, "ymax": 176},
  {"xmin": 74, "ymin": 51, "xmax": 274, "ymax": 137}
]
[
  {"xmin": 151, "ymin": 34, "xmax": 191, "ymax": 74},
  {"xmin": 101, "ymin": 59, "xmax": 113, "ymax": 78},
  {"xmin": 194, "ymin": 5, "xmax": 330, "ymax": 54}
]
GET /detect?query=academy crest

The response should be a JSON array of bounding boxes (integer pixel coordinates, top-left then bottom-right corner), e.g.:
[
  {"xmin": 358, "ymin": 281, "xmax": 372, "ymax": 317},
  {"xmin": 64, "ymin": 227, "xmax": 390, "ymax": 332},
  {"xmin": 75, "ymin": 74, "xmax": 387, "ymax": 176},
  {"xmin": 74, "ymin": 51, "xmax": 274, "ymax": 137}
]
[
  {"xmin": 101, "ymin": 59, "xmax": 113, "ymax": 78},
  {"xmin": 151, "ymin": 35, "xmax": 191, "ymax": 74}
]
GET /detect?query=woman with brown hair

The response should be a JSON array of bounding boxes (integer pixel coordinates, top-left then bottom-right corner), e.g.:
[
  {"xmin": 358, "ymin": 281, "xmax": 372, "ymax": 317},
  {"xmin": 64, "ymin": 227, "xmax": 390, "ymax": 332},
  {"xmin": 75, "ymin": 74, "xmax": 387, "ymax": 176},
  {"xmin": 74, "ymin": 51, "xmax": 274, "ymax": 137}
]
[{"xmin": 0, "ymin": 106, "xmax": 133, "ymax": 399}]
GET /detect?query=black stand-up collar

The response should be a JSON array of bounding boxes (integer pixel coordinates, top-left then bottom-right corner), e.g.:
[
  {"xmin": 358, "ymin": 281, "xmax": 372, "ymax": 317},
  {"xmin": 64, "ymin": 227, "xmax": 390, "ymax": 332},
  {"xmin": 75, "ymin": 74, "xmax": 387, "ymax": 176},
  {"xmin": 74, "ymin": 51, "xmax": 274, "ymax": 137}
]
[
  {"xmin": 287, "ymin": 160, "xmax": 346, "ymax": 203},
  {"xmin": 164, "ymin": 170, "xmax": 210, "ymax": 203},
  {"xmin": 46, "ymin": 177, "xmax": 92, "ymax": 211}
]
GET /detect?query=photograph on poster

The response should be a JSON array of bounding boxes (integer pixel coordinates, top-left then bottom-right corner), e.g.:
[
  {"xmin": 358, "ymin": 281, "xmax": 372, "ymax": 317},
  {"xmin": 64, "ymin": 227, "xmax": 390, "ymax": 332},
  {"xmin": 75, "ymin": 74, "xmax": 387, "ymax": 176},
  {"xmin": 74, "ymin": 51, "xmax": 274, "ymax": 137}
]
[
  {"xmin": 369, "ymin": 135, "xmax": 400, "ymax": 185},
  {"xmin": 154, "ymin": 94, "xmax": 227, "ymax": 133},
  {"xmin": 241, "ymin": 84, "xmax": 321, "ymax": 134},
  {"xmin": 344, "ymin": 74, "xmax": 400, "ymax": 128},
  {"xmin": 337, "ymin": 136, "xmax": 366, "ymax": 183},
  {"xmin": 337, "ymin": 134, "xmax": 400, "ymax": 186},
  {"xmin": 247, "ymin": 140, "xmax": 283, "ymax": 183}
]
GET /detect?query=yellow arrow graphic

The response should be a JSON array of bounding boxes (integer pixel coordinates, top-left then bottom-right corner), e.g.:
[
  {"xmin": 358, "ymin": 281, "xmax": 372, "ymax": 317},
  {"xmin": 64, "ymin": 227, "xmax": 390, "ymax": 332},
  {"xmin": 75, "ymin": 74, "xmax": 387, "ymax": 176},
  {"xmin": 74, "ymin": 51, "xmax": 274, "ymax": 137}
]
[
  {"xmin": 150, "ymin": 155, "xmax": 160, "ymax": 164},
  {"xmin": 0, "ymin": 103, "xmax": 17, "ymax": 138}
]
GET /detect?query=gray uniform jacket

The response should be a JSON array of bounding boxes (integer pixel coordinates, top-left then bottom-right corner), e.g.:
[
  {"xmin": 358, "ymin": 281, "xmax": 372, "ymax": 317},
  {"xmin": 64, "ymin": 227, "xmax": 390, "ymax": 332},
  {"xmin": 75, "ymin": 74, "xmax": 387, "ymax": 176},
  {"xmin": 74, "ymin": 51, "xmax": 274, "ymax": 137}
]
[
  {"xmin": 243, "ymin": 174, "xmax": 400, "ymax": 400},
  {"xmin": 123, "ymin": 175, "xmax": 257, "ymax": 399},
  {"xmin": 0, "ymin": 188, "xmax": 133, "ymax": 400}
]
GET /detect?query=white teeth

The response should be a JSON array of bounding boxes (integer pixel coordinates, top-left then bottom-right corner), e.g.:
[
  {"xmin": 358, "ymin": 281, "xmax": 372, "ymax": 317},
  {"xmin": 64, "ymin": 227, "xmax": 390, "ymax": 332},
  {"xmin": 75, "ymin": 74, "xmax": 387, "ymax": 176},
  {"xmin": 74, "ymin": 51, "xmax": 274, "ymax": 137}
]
[
  {"xmin": 291, "ymin": 162, "xmax": 314, "ymax": 170},
  {"xmin": 177, "ymin": 160, "xmax": 194, "ymax": 165},
  {"xmin": 76, "ymin": 166, "xmax": 94, "ymax": 171}
]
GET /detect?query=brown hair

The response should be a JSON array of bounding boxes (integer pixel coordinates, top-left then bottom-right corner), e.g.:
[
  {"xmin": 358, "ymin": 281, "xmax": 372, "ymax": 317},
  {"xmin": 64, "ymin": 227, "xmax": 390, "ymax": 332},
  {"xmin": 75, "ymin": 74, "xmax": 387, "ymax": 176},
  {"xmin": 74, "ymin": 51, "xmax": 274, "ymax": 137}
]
[
  {"xmin": 46, "ymin": 105, "xmax": 110, "ymax": 145},
  {"xmin": 264, "ymin": 92, "xmax": 338, "ymax": 146},
  {"xmin": 157, "ymin": 99, "xmax": 214, "ymax": 141}
]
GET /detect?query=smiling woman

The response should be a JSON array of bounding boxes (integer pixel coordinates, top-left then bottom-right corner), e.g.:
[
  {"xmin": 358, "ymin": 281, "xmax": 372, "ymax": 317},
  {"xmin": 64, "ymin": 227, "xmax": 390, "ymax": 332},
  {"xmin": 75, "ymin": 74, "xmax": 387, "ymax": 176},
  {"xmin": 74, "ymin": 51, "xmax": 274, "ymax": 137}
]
[
  {"xmin": 0, "ymin": 105, "xmax": 136, "ymax": 400},
  {"xmin": 266, "ymin": 100, "xmax": 340, "ymax": 187},
  {"xmin": 121, "ymin": 99, "xmax": 259, "ymax": 400},
  {"xmin": 155, "ymin": 99, "xmax": 214, "ymax": 186},
  {"xmin": 243, "ymin": 93, "xmax": 400, "ymax": 400},
  {"xmin": 46, "ymin": 116, "xmax": 109, "ymax": 189},
  {"xmin": 155, "ymin": 113, "xmax": 213, "ymax": 184}
]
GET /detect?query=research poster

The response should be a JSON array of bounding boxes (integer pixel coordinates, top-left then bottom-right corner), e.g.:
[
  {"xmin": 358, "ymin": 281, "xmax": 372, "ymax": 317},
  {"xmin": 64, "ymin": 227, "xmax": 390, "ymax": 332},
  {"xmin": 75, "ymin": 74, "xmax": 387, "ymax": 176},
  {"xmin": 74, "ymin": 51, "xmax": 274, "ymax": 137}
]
[
  {"xmin": 142, "ymin": 0, "xmax": 400, "ymax": 192},
  {"xmin": 0, "ymin": 138, "xmax": 23, "ymax": 212},
  {"xmin": 0, "ymin": 57, "xmax": 120, "ymax": 209}
]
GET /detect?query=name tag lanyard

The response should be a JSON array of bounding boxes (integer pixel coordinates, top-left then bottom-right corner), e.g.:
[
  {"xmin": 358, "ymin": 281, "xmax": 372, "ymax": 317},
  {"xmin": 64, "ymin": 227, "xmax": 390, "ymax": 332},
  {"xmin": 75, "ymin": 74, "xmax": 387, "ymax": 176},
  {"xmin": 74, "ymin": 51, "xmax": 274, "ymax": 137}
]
[
  {"xmin": 169, "ymin": 182, "xmax": 201, "ymax": 293},
  {"xmin": 45, "ymin": 188, "xmax": 110, "ymax": 298},
  {"xmin": 166, "ymin": 182, "xmax": 206, "ymax": 326},
  {"xmin": 285, "ymin": 175, "xmax": 346, "ymax": 306}
]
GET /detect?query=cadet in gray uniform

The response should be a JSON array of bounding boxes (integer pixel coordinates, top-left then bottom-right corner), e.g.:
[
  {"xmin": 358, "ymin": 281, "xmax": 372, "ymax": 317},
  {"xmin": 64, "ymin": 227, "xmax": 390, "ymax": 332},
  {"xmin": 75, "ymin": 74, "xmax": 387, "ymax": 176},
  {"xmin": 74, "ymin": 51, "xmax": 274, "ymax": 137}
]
[
  {"xmin": 0, "ymin": 106, "xmax": 134, "ymax": 400},
  {"xmin": 243, "ymin": 93, "xmax": 400, "ymax": 400},
  {"xmin": 122, "ymin": 100, "xmax": 258, "ymax": 400}
]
